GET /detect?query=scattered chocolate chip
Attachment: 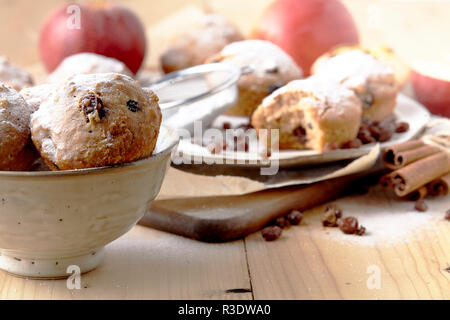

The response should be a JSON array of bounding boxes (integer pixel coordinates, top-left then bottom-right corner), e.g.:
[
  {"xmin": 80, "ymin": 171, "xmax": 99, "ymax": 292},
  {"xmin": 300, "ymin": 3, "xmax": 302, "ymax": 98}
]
[
  {"xmin": 287, "ymin": 210, "xmax": 303, "ymax": 226},
  {"xmin": 395, "ymin": 122, "xmax": 409, "ymax": 133},
  {"xmin": 261, "ymin": 226, "xmax": 282, "ymax": 241},
  {"xmin": 446, "ymin": 209, "xmax": 450, "ymax": 221},
  {"xmin": 293, "ymin": 126, "xmax": 307, "ymax": 145},
  {"xmin": 414, "ymin": 199, "xmax": 428, "ymax": 212},
  {"xmin": 81, "ymin": 94, "xmax": 105, "ymax": 122},
  {"xmin": 338, "ymin": 216, "xmax": 359, "ymax": 234},
  {"xmin": 127, "ymin": 100, "xmax": 140, "ymax": 112},
  {"xmin": 342, "ymin": 138, "xmax": 362, "ymax": 149}
]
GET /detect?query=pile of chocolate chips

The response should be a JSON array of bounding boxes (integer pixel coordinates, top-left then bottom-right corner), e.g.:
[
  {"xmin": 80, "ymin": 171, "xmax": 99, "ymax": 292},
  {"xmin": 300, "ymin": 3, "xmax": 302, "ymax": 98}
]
[
  {"xmin": 322, "ymin": 204, "xmax": 366, "ymax": 236},
  {"xmin": 261, "ymin": 210, "xmax": 304, "ymax": 241},
  {"xmin": 342, "ymin": 119, "xmax": 409, "ymax": 149}
]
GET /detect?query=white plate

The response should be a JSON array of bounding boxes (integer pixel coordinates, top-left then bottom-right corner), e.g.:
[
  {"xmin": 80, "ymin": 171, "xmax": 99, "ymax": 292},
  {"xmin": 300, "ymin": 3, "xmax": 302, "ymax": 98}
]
[{"xmin": 174, "ymin": 94, "xmax": 430, "ymax": 168}]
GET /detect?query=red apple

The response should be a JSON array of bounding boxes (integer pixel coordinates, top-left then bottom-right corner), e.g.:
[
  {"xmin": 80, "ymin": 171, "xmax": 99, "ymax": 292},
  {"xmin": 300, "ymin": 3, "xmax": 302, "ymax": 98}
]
[
  {"xmin": 411, "ymin": 61, "xmax": 450, "ymax": 117},
  {"xmin": 251, "ymin": 0, "xmax": 359, "ymax": 76},
  {"xmin": 39, "ymin": 2, "xmax": 146, "ymax": 74}
]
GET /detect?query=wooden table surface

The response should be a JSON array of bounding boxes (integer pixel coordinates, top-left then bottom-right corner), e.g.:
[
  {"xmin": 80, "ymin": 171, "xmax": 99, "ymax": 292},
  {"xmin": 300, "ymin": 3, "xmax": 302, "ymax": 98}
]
[
  {"xmin": 0, "ymin": 180, "xmax": 448, "ymax": 300},
  {"xmin": 0, "ymin": 0, "xmax": 449, "ymax": 300}
]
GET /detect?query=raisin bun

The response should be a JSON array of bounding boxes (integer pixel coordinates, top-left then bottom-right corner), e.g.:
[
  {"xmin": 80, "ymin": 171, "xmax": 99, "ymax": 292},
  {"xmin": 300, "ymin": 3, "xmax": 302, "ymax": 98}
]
[
  {"xmin": 160, "ymin": 14, "xmax": 244, "ymax": 74},
  {"xmin": 207, "ymin": 40, "xmax": 303, "ymax": 117},
  {"xmin": 251, "ymin": 77, "xmax": 362, "ymax": 153},
  {"xmin": 20, "ymin": 83, "xmax": 57, "ymax": 112},
  {"xmin": 48, "ymin": 53, "xmax": 133, "ymax": 82},
  {"xmin": 0, "ymin": 83, "xmax": 37, "ymax": 170},
  {"xmin": 0, "ymin": 56, "xmax": 34, "ymax": 91},
  {"xmin": 30, "ymin": 73, "xmax": 162, "ymax": 170},
  {"xmin": 313, "ymin": 50, "xmax": 398, "ymax": 122}
]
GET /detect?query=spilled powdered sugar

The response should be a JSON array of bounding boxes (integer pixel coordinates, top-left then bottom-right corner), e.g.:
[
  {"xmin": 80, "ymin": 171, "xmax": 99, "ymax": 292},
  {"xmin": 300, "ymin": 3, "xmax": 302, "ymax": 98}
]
[{"xmin": 316, "ymin": 187, "xmax": 448, "ymax": 247}]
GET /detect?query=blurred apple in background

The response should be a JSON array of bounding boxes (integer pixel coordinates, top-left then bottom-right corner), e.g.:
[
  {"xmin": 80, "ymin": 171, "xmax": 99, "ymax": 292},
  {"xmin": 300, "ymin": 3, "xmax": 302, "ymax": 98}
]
[
  {"xmin": 39, "ymin": 1, "xmax": 146, "ymax": 74},
  {"xmin": 251, "ymin": 0, "xmax": 359, "ymax": 75},
  {"xmin": 411, "ymin": 59, "xmax": 450, "ymax": 118}
]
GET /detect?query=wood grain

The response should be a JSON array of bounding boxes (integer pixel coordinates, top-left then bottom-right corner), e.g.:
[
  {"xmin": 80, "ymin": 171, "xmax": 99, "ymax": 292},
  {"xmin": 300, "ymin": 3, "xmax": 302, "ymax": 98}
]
[
  {"xmin": 245, "ymin": 188, "xmax": 450, "ymax": 300},
  {"xmin": 0, "ymin": 226, "xmax": 252, "ymax": 300}
]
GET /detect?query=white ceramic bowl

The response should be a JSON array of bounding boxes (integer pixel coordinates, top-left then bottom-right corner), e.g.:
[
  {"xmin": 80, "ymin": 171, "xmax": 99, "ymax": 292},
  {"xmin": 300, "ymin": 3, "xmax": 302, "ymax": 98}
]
[{"xmin": 0, "ymin": 127, "xmax": 178, "ymax": 279}]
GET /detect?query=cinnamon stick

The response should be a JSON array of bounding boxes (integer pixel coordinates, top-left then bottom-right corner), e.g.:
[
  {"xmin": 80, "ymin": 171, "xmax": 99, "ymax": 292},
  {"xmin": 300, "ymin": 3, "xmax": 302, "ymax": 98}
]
[
  {"xmin": 383, "ymin": 140, "xmax": 440, "ymax": 170},
  {"xmin": 403, "ymin": 186, "xmax": 428, "ymax": 201},
  {"xmin": 392, "ymin": 152, "xmax": 450, "ymax": 197},
  {"xmin": 426, "ymin": 172, "xmax": 450, "ymax": 196}
]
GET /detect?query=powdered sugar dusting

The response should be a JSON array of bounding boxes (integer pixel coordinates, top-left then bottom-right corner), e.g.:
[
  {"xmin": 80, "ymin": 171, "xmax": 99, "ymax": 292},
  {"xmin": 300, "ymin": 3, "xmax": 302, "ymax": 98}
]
[
  {"xmin": 315, "ymin": 188, "xmax": 448, "ymax": 247},
  {"xmin": 261, "ymin": 76, "xmax": 361, "ymax": 115},
  {"xmin": 315, "ymin": 50, "xmax": 394, "ymax": 88},
  {"xmin": 220, "ymin": 40, "xmax": 303, "ymax": 78}
]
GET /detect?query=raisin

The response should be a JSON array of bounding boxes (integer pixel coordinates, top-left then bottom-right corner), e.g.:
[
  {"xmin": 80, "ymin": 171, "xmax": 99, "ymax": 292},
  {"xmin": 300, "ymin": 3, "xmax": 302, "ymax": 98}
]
[
  {"xmin": 222, "ymin": 122, "xmax": 231, "ymax": 130},
  {"xmin": 275, "ymin": 216, "xmax": 287, "ymax": 228},
  {"xmin": 322, "ymin": 204, "xmax": 342, "ymax": 227},
  {"xmin": 356, "ymin": 225, "xmax": 366, "ymax": 236},
  {"xmin": 267, "ymin": 83, "xmax": 283, "ymax": 94},
  {"xmin": 342, "ymin": 138, "xmax": 362, "ymax": 149},
  {"xmin": 261, "ymin": 226, "xmax": 282, "ymax": 241},
  {"xmin": 414, "ymin": 199, "xmax": 428, "ymax": 212},
  {"xmin": 358, "ymin": 128, "xmax": 376, "ymax": 144},
  {"xmin": 287, "ymin": 210, "xmax": 303, "ymax": 225},
  {"xmin": 265, "ymin": 66, "xmax": 279, "ymax": 74},
  {"xmin": 293, "ymin": 126, "xmax": 307, "ymax": 145},
  {"xmin": 127, "ymin": 100, "xmax": 140, "ymax": 112},
  {"xmin": 395, "ymin": 122, "xmax": 410, "ymax": 133},
  {"xmin": 81, "ymin": 94, "xmax": 105, "ymax": 122},
  {"xmin": 338, "ymin": 217, "xmax": 359, "ymax": 234}
]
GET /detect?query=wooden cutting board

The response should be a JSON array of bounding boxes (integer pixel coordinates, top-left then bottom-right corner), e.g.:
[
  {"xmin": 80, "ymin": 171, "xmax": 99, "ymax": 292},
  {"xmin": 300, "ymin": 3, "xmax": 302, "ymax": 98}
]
[{"xmin": 138, "ymin": 169, "xmax": 383, "ymax": 242}]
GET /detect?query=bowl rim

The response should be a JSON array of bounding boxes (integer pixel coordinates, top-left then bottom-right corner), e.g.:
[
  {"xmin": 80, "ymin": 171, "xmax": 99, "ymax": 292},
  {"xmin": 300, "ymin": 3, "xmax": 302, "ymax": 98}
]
[
  {"xmin": 149, "ymin": 63, "xmax": 242, "ymax": 111},
  {"xmin": 0, "ymin": 126, "xmax": 180, "ymax": 177}
]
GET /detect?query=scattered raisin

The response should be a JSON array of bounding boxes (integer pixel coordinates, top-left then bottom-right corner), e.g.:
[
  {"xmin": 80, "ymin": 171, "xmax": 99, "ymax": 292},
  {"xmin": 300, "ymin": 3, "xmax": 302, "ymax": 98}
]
[
  {"xmin": 356, "ymin": 225, "xmax": 366, "ymax": 236},
  {"xmin": 261, "ymin": 226, "xmax": 282, "ymax": 241},
  {"xmin": 395, "ymin": 122, "xmax": 409, "ymax": 133},
  {"xmin": 81, "ymin": 94, "xmax": 105, "ymax": 122},
  {"xmin": 414, "ymin": 199, "xmax": 428, "ymax": 212},
  {"xmin": 358, "ymin": 128, "xmax": 376, "ymax": 144},
  {"xmin": 127, "ymin": 100, "xmax": 140, "ymax": 112},
  {"xmin": 322, "ymin": 204, "xmax": 342, "ymax": 227},
  {"xmin": 338, "ymin": 216, "xmax": 359, "ymax": 234},
  {"xmin": 342, "ymin": 138, "xmax": 362, "ymax": 149},
  {"xmin": 275, "ymin": 216, "xmax": 287, "ymax": 228},
  {"xmin": 287, "ymin": 210, "xmax": 303, "ymax": 225}
]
